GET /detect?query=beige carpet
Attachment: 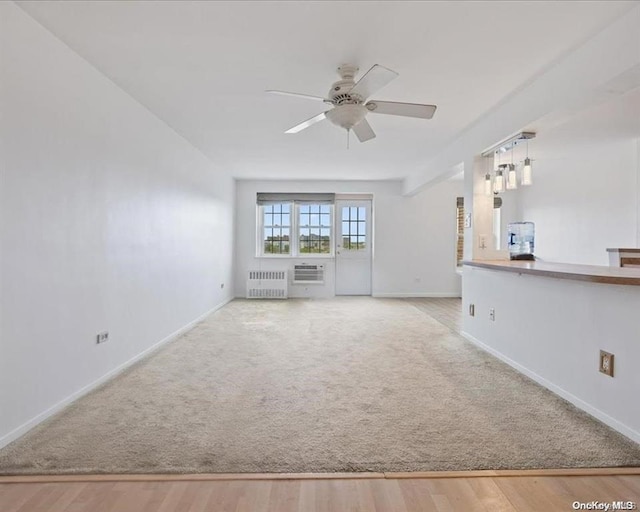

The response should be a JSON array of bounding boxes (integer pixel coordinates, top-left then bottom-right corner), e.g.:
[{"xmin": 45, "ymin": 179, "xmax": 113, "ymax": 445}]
[{"xmin": 1, "ymin": 297, "xmax": 639, "ymax": 475}]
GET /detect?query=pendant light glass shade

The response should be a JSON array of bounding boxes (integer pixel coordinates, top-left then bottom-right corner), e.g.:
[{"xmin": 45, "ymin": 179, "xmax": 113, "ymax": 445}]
[
  {"xmin": 493, "ymin": 168, "xmax": 505, "ymax": 194},
  {"xmin": 484, "ymin": 173, "xmax": 493, "ymax": 196},
  {"xmin": 506, "ymin": 164, "xmax": 518, "ymax": 190},
  {"xmin": 522, "ymin": 157, "xmax": 533, "ymax": 185}
]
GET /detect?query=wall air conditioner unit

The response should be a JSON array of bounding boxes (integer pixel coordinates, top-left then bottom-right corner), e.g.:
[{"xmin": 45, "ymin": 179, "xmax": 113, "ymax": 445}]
[
  {"xmin": 246, "ymin": 270, "xmax": 288, "ymax": 299},
  {"xmin": 292, "ymin": 264, "xmax": 325, "ymax": 284}
]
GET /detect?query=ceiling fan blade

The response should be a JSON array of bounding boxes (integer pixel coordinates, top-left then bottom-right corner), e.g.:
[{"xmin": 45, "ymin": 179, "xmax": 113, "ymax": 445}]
[
  {"xmin": 266, "ymin": 90, "xmax": 329, "ymax": 102},
  {"xmin": 285, "ymin": 111, "xmax": 328, "ymax": 134},
  {"xmin": 352, "ymin": 118, "xmax": 376, "ymax": 143},
  {"xmin": 349, "ymin": 64, "xmax": 398, "ymax": 100},
  {"xmin": 366, "ymin": 101, "xmax": 437, "ymax": 119}
]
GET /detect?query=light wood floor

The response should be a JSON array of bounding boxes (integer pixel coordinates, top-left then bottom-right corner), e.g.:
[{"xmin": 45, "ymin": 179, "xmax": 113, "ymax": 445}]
[
  {"xmin": 405, "ymin": 297, "xmax": 462, "ymax": 333},
  {"xmin": 1, "ymin": 471, "xmax": 639, "ymax": 512}
]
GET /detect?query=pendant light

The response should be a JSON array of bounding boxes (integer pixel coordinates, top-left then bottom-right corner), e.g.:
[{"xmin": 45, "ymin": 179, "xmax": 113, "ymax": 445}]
[
  {"xmin": 506, "ymin": 164, "xmax": 517, "ymax": 189},
  {"xmin": 484, "ymin": 156, "xmax": 493, "ymax": 196},
  {"xmin": 492, "ymin": 151, "xmax": 505, "ymax": 194},
  {"xmin": 521, "ymin": 139, "xmax": 533, "ymax": 186},
  {"xmin": 482, "ymin": 132, "xmax": 536, "ymax": 191},
  {"xmin": 484, "ymin": 173, "xmax": 493, "ymax": 196},
  {"xmin": 493, "ymin": 167, "xmax": 505, "ymax": 194},
  {"xmin": 506, "ymin": 147, "xmax": 518, "ymax": 189}
]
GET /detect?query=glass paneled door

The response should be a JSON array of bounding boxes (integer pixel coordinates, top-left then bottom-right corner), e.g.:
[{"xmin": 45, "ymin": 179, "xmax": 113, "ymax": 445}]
[{"xmin": 335, "ymin": 199, "xmax": 372, "ymax": 295}]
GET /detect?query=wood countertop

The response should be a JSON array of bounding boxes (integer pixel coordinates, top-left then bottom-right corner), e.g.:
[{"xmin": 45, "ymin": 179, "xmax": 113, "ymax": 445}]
[
  {"xmin": 606, "ymin": 248, "xmax": 640, "ymax": 253},
  {"xmin": 463, "ymin": 259, "xmax": 640, "ymax": 286}
]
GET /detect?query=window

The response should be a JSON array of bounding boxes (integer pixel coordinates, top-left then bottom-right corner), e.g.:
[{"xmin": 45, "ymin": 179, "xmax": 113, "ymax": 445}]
[
  {"xmin": 257, "ymin": 193, "xmax": 334, "ymax": 257},
  {"xmin": 299, "ymin": 204, "xmax": 332, "ymax": 254},
  {"xmin": 262, "ymin": 203, "xmax": 291, "ymax": 255},
  {"xmin": 341, "ymin": 206, "xmax": 367, "ymax": 251}
]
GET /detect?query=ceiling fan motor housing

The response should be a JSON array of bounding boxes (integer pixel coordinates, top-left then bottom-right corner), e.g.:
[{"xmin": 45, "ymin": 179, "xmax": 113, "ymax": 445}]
[
  {"xmin": 329, "ymin": 65, "xmax": 364, "ymax": 105},
  {"xmin": 329, "ymin": 79, "xmax": 363, "ymax": 105},
  {"xmin": 327, "ymin": 65, "xmax": 368, "ymax": 131}
]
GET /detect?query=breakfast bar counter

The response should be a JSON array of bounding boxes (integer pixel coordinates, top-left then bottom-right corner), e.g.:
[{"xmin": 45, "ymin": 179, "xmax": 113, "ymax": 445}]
[
  {"xmin": 461, "ymin": 258, "xmax": 640, "ymax": 444},
  {"xmin": 464, "ymin": 259, "xmax": 640, "ymax": 286}
]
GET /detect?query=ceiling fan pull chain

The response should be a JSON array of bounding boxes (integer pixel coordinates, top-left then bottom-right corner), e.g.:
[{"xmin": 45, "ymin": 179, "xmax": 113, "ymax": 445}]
[{"xmin": 347, "ymin": 128, "xmax": 350, "ymax": 150}]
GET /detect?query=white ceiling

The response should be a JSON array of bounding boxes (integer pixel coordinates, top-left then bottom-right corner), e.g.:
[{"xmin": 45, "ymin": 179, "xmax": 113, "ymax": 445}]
[
  {"xmin": 17, "ymin": 0, "xmax": 637, "ymax": 181},
  {"xmin": 532, "ymin": 86, "xmax": 640, "ymax": 161}
]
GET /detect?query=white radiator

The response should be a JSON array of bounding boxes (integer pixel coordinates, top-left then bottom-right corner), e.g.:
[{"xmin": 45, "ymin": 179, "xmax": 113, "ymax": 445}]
[
  {"xmin": 246, "ymin": 270, "xmax": 288, "ymax": 299},
  {"xmin": 292, "ymin": 264, "xmax": 325, "ymax": 284}
]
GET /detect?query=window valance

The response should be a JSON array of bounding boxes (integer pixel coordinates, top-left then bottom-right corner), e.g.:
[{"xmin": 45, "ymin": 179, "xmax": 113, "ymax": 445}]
[{"xmin": 256, "ymin": 193, "xmax": 335, "ymax": 205}]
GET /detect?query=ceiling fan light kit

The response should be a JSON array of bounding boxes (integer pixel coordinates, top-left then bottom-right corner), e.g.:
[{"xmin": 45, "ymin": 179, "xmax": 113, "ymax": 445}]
[
  {"xmin": 267, "ymin": 63, "xmax": 437, "ymax": 145},
  {"xmin": 325, "ymin": 104, "xmax": 367, "ymax": 130}
]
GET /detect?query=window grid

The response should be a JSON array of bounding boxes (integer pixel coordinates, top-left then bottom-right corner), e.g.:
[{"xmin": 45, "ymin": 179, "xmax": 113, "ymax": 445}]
[
  {"xmin": 259, "ymin": 203, "xmax": 332, "ymax": 257},
  {"xmin": 342, "ymin": 206, "xmax": 366, "ymax": 251},
  {"xmin": 262, "ymin": 203, "xmax": 291, "ymax": 255},
  {"xmin": 299, "ymin": 204, "xmax": 331, "ymax": 254}
]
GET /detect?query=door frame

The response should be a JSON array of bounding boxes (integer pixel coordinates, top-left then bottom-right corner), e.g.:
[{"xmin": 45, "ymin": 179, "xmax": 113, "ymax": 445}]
[{"xmin": 334, "ymin": 196, "xmax": 373, "ymax": 296}]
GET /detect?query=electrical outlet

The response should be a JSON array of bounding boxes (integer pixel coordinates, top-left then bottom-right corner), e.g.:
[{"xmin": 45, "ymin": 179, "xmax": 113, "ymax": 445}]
[
  {"xmin": 599, "ymin": 350, "xmax": 614, "ymax": 377},
  {"xmin": 96, "ymin": 331, "xmax": 109, "ymax": 344},
  {"xmin": 489, "ymin": 308, "xmax": 495, "ymax": 321},
  {"xmin": 469, "ymin": 304, "xmax": 475, "ymax": 316}
]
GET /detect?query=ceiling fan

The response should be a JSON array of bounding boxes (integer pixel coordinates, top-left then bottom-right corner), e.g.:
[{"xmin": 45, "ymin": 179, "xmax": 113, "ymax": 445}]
[{"xmin": 267, "ymin": 64, "xmax": 437, "ymax": 143}]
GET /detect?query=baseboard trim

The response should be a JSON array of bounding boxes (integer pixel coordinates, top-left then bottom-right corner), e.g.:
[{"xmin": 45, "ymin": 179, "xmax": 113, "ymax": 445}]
[
  {"xmin": 460, "ymin": 330, "xmax": 640, "ymax": 445},
  {"xmin": 373, "ymin": 293, "xmax": 462, "ymax": 298},
  {"xmin": 0, "ymin": 297, "xmax": 234, "ymax": 450},
  {"xmin": 1, "ymin": 467, "xmax": 639, "ymax": 483}
]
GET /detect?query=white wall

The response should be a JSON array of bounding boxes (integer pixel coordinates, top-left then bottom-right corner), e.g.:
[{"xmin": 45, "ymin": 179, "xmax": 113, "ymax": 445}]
[
  {"xmin": 637, "ymin": 138, "xmax": 640, "ymax": 246},
  {"xmin": 0, "ymin": 3, "xmax": 234, "ymax": 447},
  {"xmin": 470, "ymin": 117, "xmax": 640, "ymax": 265},
  {"xmin": 516, "ymin": 139, "xmax": 639, "ymax": 265},
  {"xmin": 235, "ymin": 179, "xmax": 463, "ymax": 299},
  {"xmin": 462, "ymin": 266, "xmax": 640, "ymax": 444},
  {"xmin": 404, "ymin": 4, "xmax": 640, "ymax": 195}
]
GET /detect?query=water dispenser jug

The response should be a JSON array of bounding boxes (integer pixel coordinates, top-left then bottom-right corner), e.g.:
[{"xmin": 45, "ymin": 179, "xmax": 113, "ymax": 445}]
[{"xmin": 507, "ymin": 222, "xmax": 535, "ymax": 260}]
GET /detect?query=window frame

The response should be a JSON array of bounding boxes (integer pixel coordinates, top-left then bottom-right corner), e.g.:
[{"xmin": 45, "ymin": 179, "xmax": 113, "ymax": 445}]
[
  {"xmin": 257, "ymin": 202, "xmax": 335, "ymax": 258},
  {"xmin": 260, "ymin": 202, "xmax": 292, "ymax": 256},
  {"xmin": 340, "ymin": 205, "xmax": 368, "ymax": 252}
]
